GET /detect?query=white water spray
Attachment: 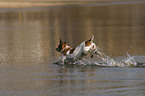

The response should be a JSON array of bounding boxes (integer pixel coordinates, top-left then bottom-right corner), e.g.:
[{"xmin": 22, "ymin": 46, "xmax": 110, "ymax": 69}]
[
  {"xmin": 93, "ymin": 51, "xmax": 137, "ymax": 67},
  {"xmin": 55, "ymin": 49, "xmax": 137, "ymax": 67}
]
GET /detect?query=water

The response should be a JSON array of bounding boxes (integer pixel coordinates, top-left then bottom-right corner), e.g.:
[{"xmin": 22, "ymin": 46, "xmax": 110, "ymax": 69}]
[{"xmin": 0, "ymin": 1, "xmax": 145, "ymax": 96}]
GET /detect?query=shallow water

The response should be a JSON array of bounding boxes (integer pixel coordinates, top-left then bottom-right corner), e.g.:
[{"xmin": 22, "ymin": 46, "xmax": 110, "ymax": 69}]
[{"xmin": 0, "ymin": 1, "xmax": 145, "ymax": 96}]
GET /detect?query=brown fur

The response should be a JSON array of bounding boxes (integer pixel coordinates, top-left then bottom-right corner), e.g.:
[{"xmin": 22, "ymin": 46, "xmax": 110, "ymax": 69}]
[
  {"xmin": 85, "ymin": 40, "xmax": 91, "ymax": 46},
  {"xmin": 62, "ymin": 43, "xmax": 67, "ymax": 49},
  {"xmin": 62, "ymin": 47, "xmax": 71, "ymax": 56},
  {"xmin": 62, "ymin": 47, "xmax": 76, "ymax": 56}
]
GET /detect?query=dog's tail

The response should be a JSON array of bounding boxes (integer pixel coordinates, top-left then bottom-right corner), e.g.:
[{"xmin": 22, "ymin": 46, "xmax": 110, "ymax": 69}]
[{"xmin": 89, "ymin": 35, "xmax": 94, "ymax": 41}]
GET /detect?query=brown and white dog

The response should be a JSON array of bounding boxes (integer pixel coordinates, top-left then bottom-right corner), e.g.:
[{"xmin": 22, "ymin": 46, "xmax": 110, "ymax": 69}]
[{"xmin": 56, "ymin": 35, "xmax": 98, "ymax": 63}]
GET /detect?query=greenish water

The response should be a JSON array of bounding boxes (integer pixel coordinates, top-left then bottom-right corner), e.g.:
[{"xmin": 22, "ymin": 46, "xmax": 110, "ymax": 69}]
[{"xmin": 0, "ymin": 1, "xmax": 145, "ymax": 96}]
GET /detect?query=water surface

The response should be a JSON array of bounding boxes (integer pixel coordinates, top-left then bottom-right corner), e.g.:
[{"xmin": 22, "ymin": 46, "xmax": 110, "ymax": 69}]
[{"xmin": 0, "ymin": 1, "xmax": 145, "ymax": 96}]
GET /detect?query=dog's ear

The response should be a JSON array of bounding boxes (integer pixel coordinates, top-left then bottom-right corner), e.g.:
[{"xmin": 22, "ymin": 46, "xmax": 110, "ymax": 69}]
[{"xmin": 60, "ymin": 38, "xmax": 63, "ymax": 44}]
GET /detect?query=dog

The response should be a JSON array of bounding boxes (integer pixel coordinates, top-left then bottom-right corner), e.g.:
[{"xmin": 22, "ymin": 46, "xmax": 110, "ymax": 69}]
[{"xmin": 56, "ymin": 35, "xmax": 98, "ymax": 63}]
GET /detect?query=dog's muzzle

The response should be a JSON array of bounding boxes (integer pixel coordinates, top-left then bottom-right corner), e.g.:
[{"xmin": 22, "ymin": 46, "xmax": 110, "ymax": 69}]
[{"xmin": 56, "ymin": 48, "xmax": 61, "ymax": 52}]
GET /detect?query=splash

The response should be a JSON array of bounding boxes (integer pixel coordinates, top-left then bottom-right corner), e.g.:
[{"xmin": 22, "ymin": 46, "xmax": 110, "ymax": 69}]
[
  {"xmin": 93, "ymin": 51, "xmax": 137, "ymax": 67},
  {"xmin": 55, "ymin": 51, "xmax": 138, "ymax": 67}
]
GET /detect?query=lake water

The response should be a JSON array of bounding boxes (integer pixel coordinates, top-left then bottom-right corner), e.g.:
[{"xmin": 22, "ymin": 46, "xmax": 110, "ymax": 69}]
[{"xmin": 0, "ymin": 1, "xmax": 145, "ymax": 96}]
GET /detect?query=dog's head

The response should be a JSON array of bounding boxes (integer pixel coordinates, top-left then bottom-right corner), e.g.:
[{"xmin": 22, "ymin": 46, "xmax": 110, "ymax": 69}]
[{"xmin": 56, "ymin": 39, "xmax": 68, "ymax": 52}]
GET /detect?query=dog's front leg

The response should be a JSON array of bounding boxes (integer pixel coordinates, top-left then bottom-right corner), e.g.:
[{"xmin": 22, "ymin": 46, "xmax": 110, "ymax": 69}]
[
  {"xmin": 60, "ymin": 54, "xmax": 66, "ymax": 62},
  {"xmin": 54, "ymin": 55, "xmax": 66, "ymax": 64},
  {"xmin": 56, "ymin": 55, "xmax": 66, "ymax": 63}
]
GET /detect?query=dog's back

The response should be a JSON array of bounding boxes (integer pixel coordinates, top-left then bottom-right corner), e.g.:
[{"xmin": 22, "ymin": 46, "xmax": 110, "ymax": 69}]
[{"xmin": 56, "ymin": 35, "xmax": 98, "ymax": 63}]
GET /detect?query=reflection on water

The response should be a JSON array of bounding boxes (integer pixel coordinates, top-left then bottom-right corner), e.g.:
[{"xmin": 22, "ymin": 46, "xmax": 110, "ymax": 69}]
[
  {"xmin": 0, "ymin": 64, "xmax": 145, "ymax": 96},
  {"xmin": 0, "ymin": 2, "xmax": 145, "ymax": 96}
]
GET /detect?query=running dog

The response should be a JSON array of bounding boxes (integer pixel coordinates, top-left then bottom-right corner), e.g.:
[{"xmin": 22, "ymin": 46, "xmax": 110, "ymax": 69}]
[{"xmin": 56, "ymin": 36, "xmax": 98, "ymax": 63}]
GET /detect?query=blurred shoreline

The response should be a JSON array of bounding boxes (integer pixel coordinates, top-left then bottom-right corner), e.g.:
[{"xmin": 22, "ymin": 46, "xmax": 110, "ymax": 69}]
[
  {"xmin": 0, "ymin": 1, "xmax": 98, "ymax": 9},
  {"xmin": 0, "ymin": 0, "xmax": 144, "ymax": 9}
]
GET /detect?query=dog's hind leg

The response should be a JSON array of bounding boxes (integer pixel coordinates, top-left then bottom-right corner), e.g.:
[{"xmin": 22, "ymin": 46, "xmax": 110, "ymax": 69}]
[{"xmin": 90, "ymin": 51, "xmax": 94, "ymax": 58}]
